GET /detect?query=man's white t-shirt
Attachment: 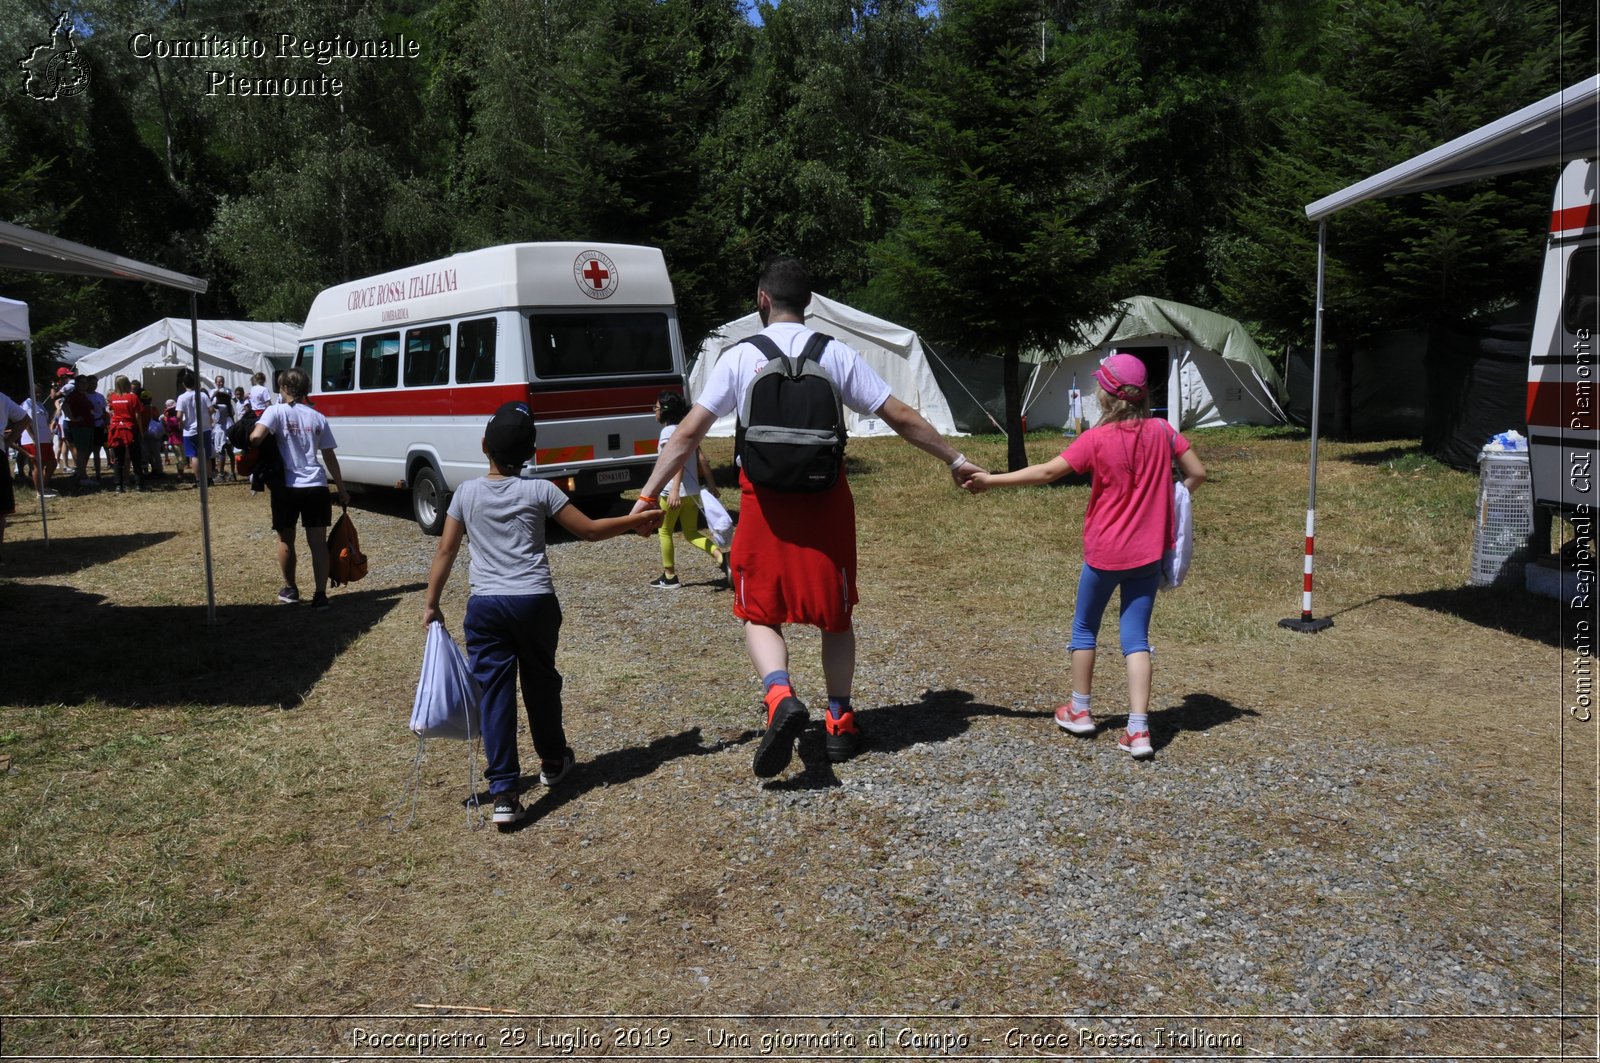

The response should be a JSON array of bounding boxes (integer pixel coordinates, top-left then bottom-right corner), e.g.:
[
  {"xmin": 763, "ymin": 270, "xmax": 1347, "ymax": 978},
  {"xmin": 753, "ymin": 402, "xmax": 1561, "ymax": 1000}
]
[
  {"xmin": 1, "ymin": 393, "xmax": 28, "ymax": 434},
  {"xmin": 175, "ymin": 389, "xmax": 211, "ymax": 438},
  {"xmin": 258, "ymin": 401, "xmax": 338, "ymax": 489},
  {"xmin": 694, "ymin": 322, "xmax": 893, "ymax": 425}
]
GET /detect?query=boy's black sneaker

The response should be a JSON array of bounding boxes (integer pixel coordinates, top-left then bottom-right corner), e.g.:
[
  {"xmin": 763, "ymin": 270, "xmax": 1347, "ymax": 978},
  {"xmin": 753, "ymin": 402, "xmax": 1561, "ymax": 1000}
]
[
  {"xmin": 539, "ymin": 748, "xmax": 576, "ymax": 786},
  {"xmin": 491, "ymin": 791, "xmax": 527, "ymax": 827},
  {"xmin": 824, "ymin": 709, "xmax": 862, "ymax": 763},
  {"xmin": 277, "ymin": 586, "xmax": 300, "ymax": 604},
  {"xmin": 648, "ymin": 573, "xmax": 680, "ymax": 589},
  {"xmin": 752, "ymin": 696, "xmax": 809, "ymax": 778},
  {"xmin": 310, "ymin": 591, "xmax": 330, "ymax": 611}
]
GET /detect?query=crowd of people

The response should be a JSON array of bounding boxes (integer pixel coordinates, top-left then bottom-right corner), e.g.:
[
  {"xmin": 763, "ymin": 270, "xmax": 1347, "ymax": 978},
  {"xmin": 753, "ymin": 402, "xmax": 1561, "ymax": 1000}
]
[{"xmin": 4, "ymin": 367, "xmax": 277, "ymax": 496}]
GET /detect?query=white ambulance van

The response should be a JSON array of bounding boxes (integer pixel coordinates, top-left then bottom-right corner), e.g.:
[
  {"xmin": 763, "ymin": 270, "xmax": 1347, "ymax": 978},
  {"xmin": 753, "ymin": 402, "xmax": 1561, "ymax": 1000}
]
[
  {"xmin": 294, "ymin": 243, "xmax": 687, "ymax": 532},
  {"xmin": 1527, "ymin": 159, "xmax": 1598, "ymax": 517}
]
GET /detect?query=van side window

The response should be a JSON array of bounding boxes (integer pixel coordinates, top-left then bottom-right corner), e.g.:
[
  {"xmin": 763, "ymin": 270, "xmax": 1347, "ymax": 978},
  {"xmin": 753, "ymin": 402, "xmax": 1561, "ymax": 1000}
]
[
  {"xmin": 405, "ymin": 324, "xmax": 452, "ymax": 387},
  {"xmin": 296, "ymin": 343, "xmax": 313, "ymax": 370},
  {"xmin": 322, "ymin": 339, "xmax": 356, "ymax": 392},
  {"xmin": 1564, "ymin": 248, "xmax": 1597, "ymax": 335},
  {"xmin": 360, "ymin": 333, "xmax": 400, "ymax": 390},
  {"xmin": 457, "ymin": 318, "xmax": 497, "ymax": 383}
]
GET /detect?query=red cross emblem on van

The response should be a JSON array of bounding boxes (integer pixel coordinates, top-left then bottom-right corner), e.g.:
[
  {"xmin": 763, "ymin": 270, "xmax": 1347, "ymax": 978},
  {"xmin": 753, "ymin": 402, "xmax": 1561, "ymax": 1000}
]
[{"xmin": 573, "ymin": 251, "xmax": 618, "ymax": 300}]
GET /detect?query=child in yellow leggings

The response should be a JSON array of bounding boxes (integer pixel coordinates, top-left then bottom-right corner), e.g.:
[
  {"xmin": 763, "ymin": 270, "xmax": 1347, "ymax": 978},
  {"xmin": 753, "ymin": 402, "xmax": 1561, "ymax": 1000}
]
[{"xmin": 649, "ymin": 392, "xmax": 727, "ymax": 589}]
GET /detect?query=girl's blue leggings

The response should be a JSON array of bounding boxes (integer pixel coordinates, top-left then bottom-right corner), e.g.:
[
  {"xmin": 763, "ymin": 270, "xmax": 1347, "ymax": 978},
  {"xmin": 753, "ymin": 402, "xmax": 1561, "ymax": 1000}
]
[{"xmin": 1069, "ymin": 561, "xmax": 1160, "ymax": 656}]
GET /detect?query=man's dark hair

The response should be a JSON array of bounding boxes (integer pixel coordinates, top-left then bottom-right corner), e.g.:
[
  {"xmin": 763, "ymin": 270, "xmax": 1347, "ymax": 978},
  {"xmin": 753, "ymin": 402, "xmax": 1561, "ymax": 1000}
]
[
  {"xmin": 757, "ymin": 256, "xmax": 812, "ymax": 316},
  {"xmin": 279, "ymin": 366, "xmax": 311, "ymax": 400}
]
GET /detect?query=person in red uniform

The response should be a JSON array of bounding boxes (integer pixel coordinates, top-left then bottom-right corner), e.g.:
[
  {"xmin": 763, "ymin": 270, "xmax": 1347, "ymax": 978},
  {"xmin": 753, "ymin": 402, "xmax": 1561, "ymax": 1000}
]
[{"xmin": 105, "ymin": 375, "xmax": 147, "ymax": 493}]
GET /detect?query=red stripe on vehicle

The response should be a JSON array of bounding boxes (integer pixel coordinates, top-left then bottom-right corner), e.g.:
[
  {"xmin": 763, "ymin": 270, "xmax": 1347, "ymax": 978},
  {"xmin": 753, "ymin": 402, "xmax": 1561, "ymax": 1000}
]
[
  {"xmin": 1551, "ymin": 204, "xmax": 1599, "ymax": 234},
  {"xmin": 308, "ymin": 382, "xmax": 663, "ymax": 420},
  {"xmin": 634, "ymin": 439, "xmax": 659, "ymax": 456},
  {"xmin": 1526, "ymin": 381, "xmax": 1597, "ymax": 430}
]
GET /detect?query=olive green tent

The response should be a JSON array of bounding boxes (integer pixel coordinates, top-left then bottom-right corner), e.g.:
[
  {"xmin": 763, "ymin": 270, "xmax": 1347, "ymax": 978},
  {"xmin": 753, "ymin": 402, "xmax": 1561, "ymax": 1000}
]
[{"xmin": 1021, "ymin": 296, "xmax": 1286, "ymax": 431}]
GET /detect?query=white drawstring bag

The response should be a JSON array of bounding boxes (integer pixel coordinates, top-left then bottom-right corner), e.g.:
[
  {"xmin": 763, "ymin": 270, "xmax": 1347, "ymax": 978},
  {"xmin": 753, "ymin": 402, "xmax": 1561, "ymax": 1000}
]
[
  {"xmin": 410, "ymin": 621, "xmax": 481, "ymax": 739},
  {"xmin": 394, "ymin": 622, "xmax": 483, "ymax": 829},
  {"xmin": 699, "ymin": 488, "xmax": 734, "ymax": 550},
  {"xmin": 1161, "ymin": 481, "xmax": 1194, "ymax": 590}
]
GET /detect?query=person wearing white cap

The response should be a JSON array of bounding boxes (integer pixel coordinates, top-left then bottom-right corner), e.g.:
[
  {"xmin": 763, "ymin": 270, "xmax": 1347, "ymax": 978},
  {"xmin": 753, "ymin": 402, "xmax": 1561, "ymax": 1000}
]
[{"xmin": 965, "ymin": 351, "xmax": 1207, "ymax": 761}]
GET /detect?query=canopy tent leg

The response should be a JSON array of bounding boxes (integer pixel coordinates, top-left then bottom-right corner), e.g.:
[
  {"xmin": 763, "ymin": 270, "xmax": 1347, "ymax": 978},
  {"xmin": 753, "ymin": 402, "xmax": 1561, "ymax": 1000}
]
[
  {"xmin": 192, "ymin": 294, "xmax": 217, "ymax": 626},
  {"xmin": 1282, "ymin": 219, "xmax": 1335, "ymax": 634}
]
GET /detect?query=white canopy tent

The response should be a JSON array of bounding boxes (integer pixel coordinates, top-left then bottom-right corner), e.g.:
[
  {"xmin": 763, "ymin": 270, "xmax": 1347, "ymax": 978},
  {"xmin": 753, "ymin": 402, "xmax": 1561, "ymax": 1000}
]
[
  {"xmin": 0, "ymin": 220, "xmax": 221, "ymax": 622},
  {"xmin": 1285, "ymin": 74, "xmax": 1600, "ymax": 632},
  {"xmin": 75, "ymin": 318, "xmax": 297, "ymax": 396},
  {"xmin": 688, "ymin": 292, "xmax": 962, "ymax": 438}
]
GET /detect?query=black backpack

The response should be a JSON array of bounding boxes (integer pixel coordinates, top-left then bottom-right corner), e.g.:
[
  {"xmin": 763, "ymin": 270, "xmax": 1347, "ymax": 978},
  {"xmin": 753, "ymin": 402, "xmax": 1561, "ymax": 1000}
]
[
  {"xmin": 228, "ymin": 407, "xmax": 284, "ymax": 493},
  {"xmin": 735, "ymin": 332, "xmax": 847, "ymax": 492}
]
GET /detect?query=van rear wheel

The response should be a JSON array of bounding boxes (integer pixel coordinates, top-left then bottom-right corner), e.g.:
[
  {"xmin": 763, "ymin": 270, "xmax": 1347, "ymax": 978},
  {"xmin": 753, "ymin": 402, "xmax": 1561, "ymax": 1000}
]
[{"xmin": 412, "ymin": 466, "xmax": 449, "ymax": 535}]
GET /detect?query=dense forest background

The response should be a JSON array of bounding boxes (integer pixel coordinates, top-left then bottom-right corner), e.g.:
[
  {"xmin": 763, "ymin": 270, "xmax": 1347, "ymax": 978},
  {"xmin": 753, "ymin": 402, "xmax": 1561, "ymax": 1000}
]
[{"xmin": 1, "ymin": 0, "xmax": 1595, "ymax": 396}]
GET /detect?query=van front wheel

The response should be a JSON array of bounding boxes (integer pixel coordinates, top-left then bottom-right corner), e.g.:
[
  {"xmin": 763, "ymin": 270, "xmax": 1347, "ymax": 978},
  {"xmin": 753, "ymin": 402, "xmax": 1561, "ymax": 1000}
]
[{"xmin": 412, "ymin": 466, "xmax": 449, "ymax": 536}]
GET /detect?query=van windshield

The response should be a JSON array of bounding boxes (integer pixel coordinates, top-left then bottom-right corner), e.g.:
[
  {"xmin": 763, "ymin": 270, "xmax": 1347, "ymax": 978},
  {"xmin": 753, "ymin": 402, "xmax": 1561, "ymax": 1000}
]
[{"xmin": 528, "ymin": 312, "xmax": 674, "ymax": 379}]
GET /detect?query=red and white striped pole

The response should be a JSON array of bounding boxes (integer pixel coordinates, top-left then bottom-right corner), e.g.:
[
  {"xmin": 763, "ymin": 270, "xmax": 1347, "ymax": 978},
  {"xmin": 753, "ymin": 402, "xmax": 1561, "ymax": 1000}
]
[{"xmin": 1282, "ymin": 220, "xmax": 1335, "ymax": 633}]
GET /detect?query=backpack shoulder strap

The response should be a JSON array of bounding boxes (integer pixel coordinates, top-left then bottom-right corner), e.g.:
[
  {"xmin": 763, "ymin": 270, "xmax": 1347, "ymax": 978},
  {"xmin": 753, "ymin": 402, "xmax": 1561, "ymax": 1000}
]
[
  {"xmin": 743, "ymin": 334, "xmax": 784, "ymax": 362},
  {"xmin": 796, "ymin": 332, "xmax": 832, "ymax": 366}
]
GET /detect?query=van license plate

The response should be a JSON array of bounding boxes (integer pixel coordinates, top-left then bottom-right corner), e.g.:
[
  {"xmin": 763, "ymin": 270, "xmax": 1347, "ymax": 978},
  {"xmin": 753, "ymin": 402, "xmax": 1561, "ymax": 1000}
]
[{"xmin": 596, "ymin": 469, "xmax": 631, "ymax": 486}]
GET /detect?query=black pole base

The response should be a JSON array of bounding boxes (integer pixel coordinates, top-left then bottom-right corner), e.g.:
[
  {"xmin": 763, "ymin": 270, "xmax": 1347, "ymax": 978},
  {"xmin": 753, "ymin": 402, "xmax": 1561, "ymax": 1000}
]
[{"xmin": 1279, "ymin": 616, "xmax": 1334, "ymax": 634}]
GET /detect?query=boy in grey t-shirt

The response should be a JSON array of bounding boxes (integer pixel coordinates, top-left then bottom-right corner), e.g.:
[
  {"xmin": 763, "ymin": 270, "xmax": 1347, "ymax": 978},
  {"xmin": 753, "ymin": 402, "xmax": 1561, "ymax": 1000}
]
[{"xmin": 423, "ymin": 402, "xmax": 662, "ymax": 829}]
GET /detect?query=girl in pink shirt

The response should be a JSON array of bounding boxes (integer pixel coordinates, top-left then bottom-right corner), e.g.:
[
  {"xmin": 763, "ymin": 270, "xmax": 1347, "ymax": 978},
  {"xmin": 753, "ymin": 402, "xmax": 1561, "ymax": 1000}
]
[{"xmin": 967, "ymin": 353, "xmax": 1206, "ymax": 759}]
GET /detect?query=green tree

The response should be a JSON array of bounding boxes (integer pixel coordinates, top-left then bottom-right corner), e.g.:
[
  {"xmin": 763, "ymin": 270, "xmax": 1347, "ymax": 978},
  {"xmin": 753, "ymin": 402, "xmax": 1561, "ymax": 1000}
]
[
  {"xmin": 869, "ymin": 0, "xmax": 1159, "ymax": 470},
  {"xmin": 702, "ymin": 0, "xmax": 927, "ymax": 321},
  {"xmin": 1215, "ymin": 0, "xmax": 1597, "ymax": 358}
]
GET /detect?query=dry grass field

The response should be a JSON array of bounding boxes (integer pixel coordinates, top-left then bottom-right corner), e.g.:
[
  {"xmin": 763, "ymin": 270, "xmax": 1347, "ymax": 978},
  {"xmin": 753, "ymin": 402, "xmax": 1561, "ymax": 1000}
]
[{"xmin": 0, "ymin": 426, "xmax": 1594, "ymax": 1060}]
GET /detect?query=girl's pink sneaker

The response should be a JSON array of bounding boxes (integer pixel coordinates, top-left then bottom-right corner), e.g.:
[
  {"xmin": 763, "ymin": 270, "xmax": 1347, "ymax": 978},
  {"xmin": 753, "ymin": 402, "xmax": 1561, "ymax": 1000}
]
[
  {"xmin": 1118, "ymin": 730, "xmax": 1154, "ymax": 759},
  {"xmin": 1054, "ymin": 704, "xmax": 1096, "ymax": 735}
]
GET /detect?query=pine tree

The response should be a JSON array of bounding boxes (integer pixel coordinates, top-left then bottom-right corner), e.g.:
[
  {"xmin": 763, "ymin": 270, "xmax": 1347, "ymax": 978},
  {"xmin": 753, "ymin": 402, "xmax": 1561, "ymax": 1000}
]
[{"xmin": 868, "ymin": 0, "xmax": 1158, "ymax": 470}]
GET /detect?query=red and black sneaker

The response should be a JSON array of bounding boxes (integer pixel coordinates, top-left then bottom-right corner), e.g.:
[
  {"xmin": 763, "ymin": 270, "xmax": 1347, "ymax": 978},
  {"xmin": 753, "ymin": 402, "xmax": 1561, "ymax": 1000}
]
[
  {"xmin": 824, "ymin": 709, "xmax": 861, "ymax": 763},
  {"xmin": 752, "ymin": 694, "xmax": 809, "ymax": 778}
]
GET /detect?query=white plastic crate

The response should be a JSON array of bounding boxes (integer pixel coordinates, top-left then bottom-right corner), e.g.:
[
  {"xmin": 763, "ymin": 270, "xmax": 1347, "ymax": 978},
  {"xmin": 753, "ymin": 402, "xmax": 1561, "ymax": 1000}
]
[{"xmin": 1469, "ymin": 450, "xmax": 1533, "ymax": 586}]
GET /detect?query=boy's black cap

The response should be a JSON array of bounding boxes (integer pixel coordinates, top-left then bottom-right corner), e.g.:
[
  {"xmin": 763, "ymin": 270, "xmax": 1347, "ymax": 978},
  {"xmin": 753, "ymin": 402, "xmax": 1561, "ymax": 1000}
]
[{"xmin": 485, "ymin": 401, "xmax": 537, "ymax": 462}]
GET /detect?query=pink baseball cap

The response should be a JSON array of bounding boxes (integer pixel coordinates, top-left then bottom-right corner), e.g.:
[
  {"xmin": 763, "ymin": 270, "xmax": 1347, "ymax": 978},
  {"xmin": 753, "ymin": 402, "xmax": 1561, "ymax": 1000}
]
[{"xmin": 1093, "ymin": 351, "xmax": 1147, "ymax": 400}]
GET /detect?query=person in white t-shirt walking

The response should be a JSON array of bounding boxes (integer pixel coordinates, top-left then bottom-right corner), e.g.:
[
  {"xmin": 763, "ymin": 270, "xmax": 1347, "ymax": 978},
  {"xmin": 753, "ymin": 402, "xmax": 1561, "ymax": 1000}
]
[
  {"xmin": 248, "ymin": 367, "xmax": 349, "ymax": 609},
  {"xmin": 632, "ymin": 256, "xmax": 985, "ymax": 778}
]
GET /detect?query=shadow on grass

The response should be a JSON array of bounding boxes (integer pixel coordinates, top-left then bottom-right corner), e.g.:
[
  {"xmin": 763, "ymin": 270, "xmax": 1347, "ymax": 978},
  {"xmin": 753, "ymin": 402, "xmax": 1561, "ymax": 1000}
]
[
  {"xmin": 1095, "ymin": 692, "xmax": 1260, "ymax": 754},
  {"xmin": 496, "ymin": 726, "xmax": 726, "ymax": 831},
  {"xmin": 1337, "ymin": 444, "xmax": 1428, "ymax": 466},
  {"xmin": 1385, "ymin": 585, "xmax": 1566, "ymax": 648},
  {"xmin": 1, "ymin": 581, "xmax": 425, "ymax": 708},
  {"xmin": 761, "ymin": 688, "xmax": 1035, "ymax": 792},
  {"xmin": 0, "ymin": 531, "xmax": 179, "ymax": 577}
]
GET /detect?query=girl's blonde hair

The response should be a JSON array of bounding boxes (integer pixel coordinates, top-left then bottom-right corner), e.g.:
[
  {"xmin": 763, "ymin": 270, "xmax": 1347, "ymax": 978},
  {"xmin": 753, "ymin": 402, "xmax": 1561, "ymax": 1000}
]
[
  {"xmin": 1097, "ymin": 387, "xmax": 1151, "ymax": 427},
  {"xmin": 114, "ymin": 375, "xmax": 131, "ymax": 392}
]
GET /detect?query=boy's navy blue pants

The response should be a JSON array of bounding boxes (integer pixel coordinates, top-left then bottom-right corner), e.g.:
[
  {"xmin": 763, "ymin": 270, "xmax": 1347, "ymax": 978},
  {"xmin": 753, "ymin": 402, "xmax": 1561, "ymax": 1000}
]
[{"xmin": 463, "ymin": 593, "xmax": 565, "ymax": 795}]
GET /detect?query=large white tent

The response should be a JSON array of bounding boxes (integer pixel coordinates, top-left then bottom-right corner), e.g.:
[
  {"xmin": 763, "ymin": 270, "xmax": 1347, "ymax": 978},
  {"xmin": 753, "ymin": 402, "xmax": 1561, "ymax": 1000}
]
[
  {"xmin": 75, "ymin": 318, "xmax": 298, "ymax": 395},
  {"xmin": 689, "ymin": 292, "xmax": 962, "ymax": 438},
  {"xmin": 1022, "ymin": 296, "xmax": 1286, "ymax": 431}
]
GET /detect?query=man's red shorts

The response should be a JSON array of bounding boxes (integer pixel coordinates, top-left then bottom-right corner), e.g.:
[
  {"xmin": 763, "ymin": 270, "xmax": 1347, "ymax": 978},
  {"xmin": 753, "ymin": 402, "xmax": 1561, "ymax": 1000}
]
[{"xmin": 729, "ymin": 467, "xmax": 857, "ymax": 633}]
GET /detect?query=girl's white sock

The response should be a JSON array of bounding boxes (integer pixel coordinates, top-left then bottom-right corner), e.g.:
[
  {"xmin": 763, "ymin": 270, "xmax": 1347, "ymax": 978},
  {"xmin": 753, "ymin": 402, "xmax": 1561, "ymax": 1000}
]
[
  {"xmin": 1127, "ymin": 712, "xmax": 1148, "ymax": 735},
  {"xmin": 1071, "ymin": 691, "xmax": 1091, "ymax": 712}
]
